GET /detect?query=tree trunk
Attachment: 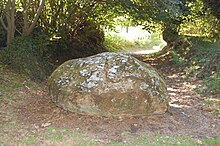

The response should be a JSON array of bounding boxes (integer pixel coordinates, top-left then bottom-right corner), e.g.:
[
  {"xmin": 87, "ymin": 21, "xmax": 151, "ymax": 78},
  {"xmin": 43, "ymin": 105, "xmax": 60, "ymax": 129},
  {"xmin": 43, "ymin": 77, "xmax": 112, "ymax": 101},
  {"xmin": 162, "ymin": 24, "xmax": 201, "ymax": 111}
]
[
  {"xmin": 22, "ymin": 0, "xmax": 45, "ymax": 36},
  {"xmin": 0, "ymin": 0, "xmax": 16, "ymax": 47},
  {"xmin": 162, "ymin": 25, "xmax": 179, "ymax": 44}
]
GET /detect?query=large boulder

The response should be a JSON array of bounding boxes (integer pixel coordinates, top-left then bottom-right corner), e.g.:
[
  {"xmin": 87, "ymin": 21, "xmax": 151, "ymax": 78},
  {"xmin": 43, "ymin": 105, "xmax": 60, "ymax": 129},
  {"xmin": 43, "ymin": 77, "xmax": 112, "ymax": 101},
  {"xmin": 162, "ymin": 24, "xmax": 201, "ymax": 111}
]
[{"xmin": 48, "ymin": 52, "xmax": 169, "ymax": 116}]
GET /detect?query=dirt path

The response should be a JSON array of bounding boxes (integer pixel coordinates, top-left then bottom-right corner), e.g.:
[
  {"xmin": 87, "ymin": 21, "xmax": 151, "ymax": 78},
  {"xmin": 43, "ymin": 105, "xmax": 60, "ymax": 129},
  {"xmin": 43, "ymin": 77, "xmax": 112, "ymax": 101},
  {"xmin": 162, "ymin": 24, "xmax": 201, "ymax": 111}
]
[{"xmin": 0, "ymin": 60, "xmax": 219, "ymax": 145}]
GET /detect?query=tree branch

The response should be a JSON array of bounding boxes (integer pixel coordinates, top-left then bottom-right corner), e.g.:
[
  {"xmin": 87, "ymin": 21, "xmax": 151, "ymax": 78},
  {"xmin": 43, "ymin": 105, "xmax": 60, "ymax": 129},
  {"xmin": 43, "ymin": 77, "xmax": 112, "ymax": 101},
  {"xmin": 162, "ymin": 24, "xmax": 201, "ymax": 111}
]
[{"xmin": 25, "ymin": 0, "xmax": 45, "ymax": 36}]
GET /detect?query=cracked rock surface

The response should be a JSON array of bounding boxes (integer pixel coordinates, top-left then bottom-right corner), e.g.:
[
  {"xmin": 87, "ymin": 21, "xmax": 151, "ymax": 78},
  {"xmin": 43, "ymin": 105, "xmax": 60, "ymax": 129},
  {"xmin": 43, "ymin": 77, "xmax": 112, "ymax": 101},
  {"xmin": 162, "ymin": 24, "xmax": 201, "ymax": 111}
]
[{"xmin": 48, "ymin": 52, "xmax": 168, "ymax": 116}]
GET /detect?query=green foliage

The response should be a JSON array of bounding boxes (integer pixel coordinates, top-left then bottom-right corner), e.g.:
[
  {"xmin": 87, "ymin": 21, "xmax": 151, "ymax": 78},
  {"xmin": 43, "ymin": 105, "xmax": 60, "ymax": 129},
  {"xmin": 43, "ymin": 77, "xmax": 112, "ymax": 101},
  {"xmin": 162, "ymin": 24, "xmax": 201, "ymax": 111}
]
[
  {"xmin": 177, "ymin": 36, "xmax": 220, "ymax": 96},
  {"xmin": 205, "ymin": 72, "xmax": 220, "ymax": 95},
  {"xmin": 171, "ymin": 51, "xmax": 188, "ymax": 67},
  {"xmin": 163, "ymin": 37, "xmax": 192, "ymax": 68},
  {"xmin": 160, "ymin": 36, "xmax": 219, "ymax": 96},
  {"xmin": 202, "ymin": 0, "xmax": 220, "ymax": 20},
  {"xmin": 180, "ymin": 0, "xmax": 220, "ymax": 40},
  {"xmin": 114, "ymin": 0, "xmax": 189, "ymax": 32},
  {"xmin": 188, "ymin": 37, "xmax": 220, "ymax": 77},
  {"xmin": 104, "ymin": 33, "xmax": 136, "ymax": 52},
  {"xmin": 104, "ymin": 31, "xmax": 165, "ymax": 52},
  {"xmin": 1, "ymin": 35, "xmax": 53, "ymax": 81},
  {"xmin": 46, "ymin": 21, "xmax": 107, "ymax": 64},
  {"xmin": 203, "ymin": 136, "xmax": 220, "ymax": 146}
]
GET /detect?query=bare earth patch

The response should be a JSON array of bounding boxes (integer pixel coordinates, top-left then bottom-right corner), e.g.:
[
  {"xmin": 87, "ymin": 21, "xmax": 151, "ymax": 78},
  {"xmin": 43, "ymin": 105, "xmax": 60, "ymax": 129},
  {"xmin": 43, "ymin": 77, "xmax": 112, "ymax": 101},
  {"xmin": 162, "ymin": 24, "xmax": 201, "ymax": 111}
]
[{"xmin": 0, "ymin": 62, "xmax": 219, "ymax": 145}]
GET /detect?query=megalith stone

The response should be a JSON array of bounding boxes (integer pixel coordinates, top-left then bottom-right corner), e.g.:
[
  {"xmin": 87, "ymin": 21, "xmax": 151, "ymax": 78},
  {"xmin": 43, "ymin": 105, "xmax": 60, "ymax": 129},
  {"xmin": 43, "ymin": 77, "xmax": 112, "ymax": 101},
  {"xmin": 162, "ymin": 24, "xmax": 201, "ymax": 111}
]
[{"xmin": 48, "ymin": 52, "xmax": 169, "ymax": 116}]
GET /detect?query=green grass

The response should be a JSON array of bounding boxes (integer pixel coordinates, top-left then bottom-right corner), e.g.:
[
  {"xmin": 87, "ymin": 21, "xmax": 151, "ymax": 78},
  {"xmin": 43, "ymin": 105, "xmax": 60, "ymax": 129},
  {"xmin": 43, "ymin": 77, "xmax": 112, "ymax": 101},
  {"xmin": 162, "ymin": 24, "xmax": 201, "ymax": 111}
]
[
  {"xmin": 107, "ymin": 135, "xmax": 220, "ymax": 146},
  {"xmin": 0, "ymin": 64, "xmax": 39, "ymax": 104},
  {"xmin": 2, "ymin": 126, "xmax": 219, "ymax": 146},
  {"xmin": 22, "ymin": 136, "xmax": 36, "ymax": 145},
  {"xmin": 104, "ymin": 32, "xmax": 166, "ymax": 52},
  {"xmin": 104, "ymin": 33, "xmax": 136, "ymax": 52},
  {"xmin": 17, "ymin": 132, "xmax": 220, "ymax": 146},
  {"xmin": 18, "ymin": 127, "xmax": 98, "ymax": 146},
  {"xmin": 188, "ymin": 37, "xmax": 220, "ymax": 100},
  {"xmin": 203, "ymin": 136, "xmax": 220, "ymax": 146},
  {"xmin": 107, "ymin": 134, "xmax": 199, "ymax": 146},
  {"xmin": 0, "ymin": 65, "xmax": 23, "ymax": 103}
]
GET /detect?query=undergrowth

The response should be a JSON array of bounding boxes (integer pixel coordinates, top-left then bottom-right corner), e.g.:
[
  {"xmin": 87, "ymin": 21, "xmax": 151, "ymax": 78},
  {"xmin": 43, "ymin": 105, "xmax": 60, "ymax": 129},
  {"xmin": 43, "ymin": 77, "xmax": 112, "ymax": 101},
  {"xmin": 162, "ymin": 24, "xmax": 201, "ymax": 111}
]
[
  {"xmin": 164, "ymin": 36, "xmax": 220, "ymax": 97},
  {"xmin": 0, "ymin": 35, "xmax": 54, "ymax": 81},
  {"xmin": 186, "ymin": 37, "xmax": 220, "ymax": 96}
]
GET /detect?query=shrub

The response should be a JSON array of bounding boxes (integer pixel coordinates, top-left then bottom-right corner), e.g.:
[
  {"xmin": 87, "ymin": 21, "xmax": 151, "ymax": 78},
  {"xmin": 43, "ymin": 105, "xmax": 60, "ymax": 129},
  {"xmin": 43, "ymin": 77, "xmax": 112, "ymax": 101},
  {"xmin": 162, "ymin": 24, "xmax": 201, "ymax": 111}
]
[
  {"xmin": 185, "ymin": 37, "xmax": 220, "ymax": 95},
  {"xmin": 46, "ymin": 21, "xmax": 107, "ymax": 65},
  {"xmin": 1, "ymin": 35, "xmax": 54, "ymax": 81},
  {"xmin": 205, "ymin": 71, "xmax": 220, "ymax": 95},
  {"xmin": 163, "ymin": 36, "xmax": 220, "ymax": 96}
]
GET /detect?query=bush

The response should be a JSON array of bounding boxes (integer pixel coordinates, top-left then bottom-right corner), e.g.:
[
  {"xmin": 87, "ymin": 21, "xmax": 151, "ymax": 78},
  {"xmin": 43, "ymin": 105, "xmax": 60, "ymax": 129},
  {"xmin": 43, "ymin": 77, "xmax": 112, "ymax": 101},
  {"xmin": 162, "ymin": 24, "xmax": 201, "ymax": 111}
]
[
  {"xmin": 205, "ymin": 71, "xmax": 220, "ymax": 95},
  {"xmin": 189, "ymin": 37, "xmax": 220, "ymax": 77},
  {"xmin": 1, "ymin": 35, "xmax": 54, "ymax": 81},
  {"xmin": 162, "ymin": 36, "xmax": 220, "ymax": 96},
  {"xmin": 184, "ymin": 37, "xmax": 220, "ymax": 95},
  {"xmin": 46, "ymin": 21, "xmax": 107, "ymax": 65}
]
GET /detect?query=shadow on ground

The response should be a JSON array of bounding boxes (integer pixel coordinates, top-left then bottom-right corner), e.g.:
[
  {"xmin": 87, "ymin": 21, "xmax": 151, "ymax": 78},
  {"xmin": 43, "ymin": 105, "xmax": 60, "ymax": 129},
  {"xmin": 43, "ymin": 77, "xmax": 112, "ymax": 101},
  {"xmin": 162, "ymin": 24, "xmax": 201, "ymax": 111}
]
[{"xmin": 0, "ymin": 57, "xmax": 219, "ymax": 145}]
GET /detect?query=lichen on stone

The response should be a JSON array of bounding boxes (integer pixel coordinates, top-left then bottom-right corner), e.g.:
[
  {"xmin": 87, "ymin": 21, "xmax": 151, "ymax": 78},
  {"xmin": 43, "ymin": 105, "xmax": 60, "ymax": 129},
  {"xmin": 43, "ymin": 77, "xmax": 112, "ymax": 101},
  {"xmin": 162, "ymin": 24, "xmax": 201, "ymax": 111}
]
[{"xmin": 48, "ymin": 52, "xmax": 169, "ymax": 116}]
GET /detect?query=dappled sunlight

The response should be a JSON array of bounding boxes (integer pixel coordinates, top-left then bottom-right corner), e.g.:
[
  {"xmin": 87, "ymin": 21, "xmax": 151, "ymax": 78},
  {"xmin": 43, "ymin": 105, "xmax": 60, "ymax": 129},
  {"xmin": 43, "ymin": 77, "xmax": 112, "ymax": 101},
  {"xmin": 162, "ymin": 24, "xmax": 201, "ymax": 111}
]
[
  {"xmin": 132, "ymin": 48, "xmax": 161, "ymax": 55},
  {"xmin": 115, "ymin": 26, "xmax": 150, "ymax": 41},
  {"xmin": 169, "ymin": 103, "xmax": 185, "ymax": 108},
  {"xmin": 166, "ymin": 72, "xmax": 206, "ymax": 108},
  {"xmin": 104, "ymin": 25, "xmax": 167, "ymax": 53}
]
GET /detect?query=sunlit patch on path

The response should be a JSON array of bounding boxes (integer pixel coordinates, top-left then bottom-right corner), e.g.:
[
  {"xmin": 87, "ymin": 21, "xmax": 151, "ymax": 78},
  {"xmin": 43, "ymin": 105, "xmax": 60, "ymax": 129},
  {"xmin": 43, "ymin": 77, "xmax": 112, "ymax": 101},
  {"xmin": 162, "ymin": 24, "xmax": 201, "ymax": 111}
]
[{"xmin": 130, "ymin": 46, "xmax": 162, "ymax": 55}]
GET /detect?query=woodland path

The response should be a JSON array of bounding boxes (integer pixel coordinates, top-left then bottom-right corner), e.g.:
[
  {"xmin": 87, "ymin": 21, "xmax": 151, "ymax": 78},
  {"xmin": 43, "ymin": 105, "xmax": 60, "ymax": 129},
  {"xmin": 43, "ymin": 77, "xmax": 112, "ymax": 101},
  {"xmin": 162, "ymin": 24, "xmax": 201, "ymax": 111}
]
[{"xmin": 0, "ymin": 53, "xmax": 219, "ymax": 145}]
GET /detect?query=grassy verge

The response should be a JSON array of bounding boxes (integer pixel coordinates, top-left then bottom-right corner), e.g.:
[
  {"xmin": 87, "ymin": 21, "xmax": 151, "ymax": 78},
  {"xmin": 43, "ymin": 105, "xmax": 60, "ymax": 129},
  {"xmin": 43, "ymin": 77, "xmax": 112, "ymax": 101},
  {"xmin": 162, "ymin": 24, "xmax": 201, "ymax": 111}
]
[
  {"xmin": 104, "ymin": 32, "xmax": 166, "ymax": 52},
  {"xmin": 19, "ymin": 127, "xmax": 97, "ymax": 146},
  {"xmin": 186, "ymin": 37, "xmax": 220, "ymax": 114},
  {"xmin": 183, "ymin": 37, "xmax": 220, "ymax": 96},
  {"xmin": 149, "ymin": 36, "xmax": 220, "ymax": 114},
  {"xmin": 1, "ymin": 122, "xmax": 219, "ymax": 146},
  {"xmin": 0, "ymin": 64, "xmax": 28, "ymax": 103}
]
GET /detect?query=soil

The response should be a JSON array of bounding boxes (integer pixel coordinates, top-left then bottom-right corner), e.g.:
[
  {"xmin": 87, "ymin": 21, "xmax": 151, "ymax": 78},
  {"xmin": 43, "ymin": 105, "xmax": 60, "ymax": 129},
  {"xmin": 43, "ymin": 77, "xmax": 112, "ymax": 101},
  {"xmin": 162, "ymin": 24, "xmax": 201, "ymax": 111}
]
[{"xmin": 0, "ymin": 57, "xmax": 219, "ymax": 145}]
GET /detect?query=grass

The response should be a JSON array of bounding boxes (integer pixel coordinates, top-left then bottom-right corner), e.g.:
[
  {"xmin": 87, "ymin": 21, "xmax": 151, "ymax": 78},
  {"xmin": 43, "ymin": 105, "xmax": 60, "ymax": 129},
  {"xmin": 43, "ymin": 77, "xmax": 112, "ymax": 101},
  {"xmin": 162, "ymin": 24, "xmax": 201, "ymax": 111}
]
[
  {"xmin": 187, "ymin": 37, "xmax": 220, "ymax": 78},
  {"xmin": 0, "ymin": 65, "xmax": 24, "ymax": 103},
  {"xmin": 6, "ymin": 127, "xmax": 220, "ymax": 146},
  {"xmin": 104, "ymin": 33, "xmax": 136, "ymax": 52},
  {"xmin": 203, "ymin": 97, "xmax": 220, "ymax": 114},
  {"xmin": 0, "ymin": 64, "xmax": 41, "ymax": 104},
  {"xmin": 106, "ymin": 134, "xmax": 220, "ymax": 146},
  {"xmin": 104, "ymin": 31, "xmax": 166, "ymax": 52},
  {"xmin": 18, "ymin": 127, "xmax": 98, "ymax": 146},
  {"xmin": 203, "ymin": 136, "xmax": 220, "ymax": 146},
  {"xmin": 186, "ymin": 37, "xmax": 220, "ymax": 113}
]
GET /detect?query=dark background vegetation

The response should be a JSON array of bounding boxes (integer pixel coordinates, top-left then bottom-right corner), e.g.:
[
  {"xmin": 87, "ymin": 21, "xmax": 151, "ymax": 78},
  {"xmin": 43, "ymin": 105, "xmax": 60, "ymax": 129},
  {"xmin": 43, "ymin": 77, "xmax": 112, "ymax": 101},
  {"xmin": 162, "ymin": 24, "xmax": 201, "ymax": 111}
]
[{"xmin": 0, "ymin": 0, "xmax": 219, "ymax": 95}]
